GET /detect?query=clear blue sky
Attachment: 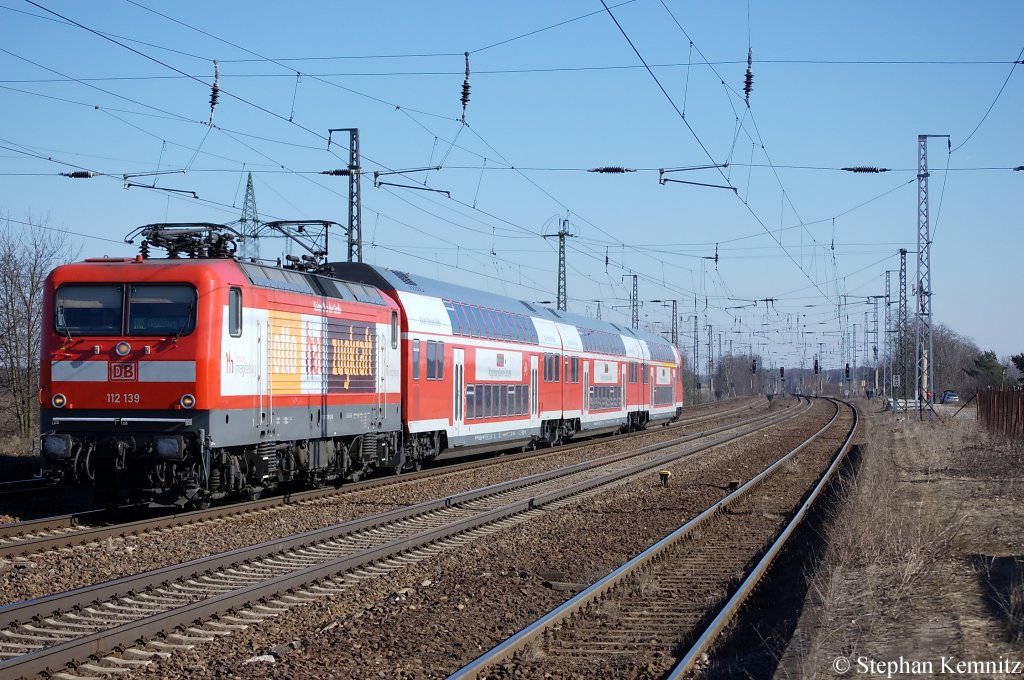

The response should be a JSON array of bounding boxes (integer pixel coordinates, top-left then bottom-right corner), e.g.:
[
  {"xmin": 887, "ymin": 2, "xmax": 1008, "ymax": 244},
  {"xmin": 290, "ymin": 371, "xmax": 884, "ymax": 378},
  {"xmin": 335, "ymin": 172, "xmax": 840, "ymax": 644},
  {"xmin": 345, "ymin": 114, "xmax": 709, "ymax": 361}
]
[{"xmin": 2, "ymin": 1, "xmax": 1021, "ymax": 372}]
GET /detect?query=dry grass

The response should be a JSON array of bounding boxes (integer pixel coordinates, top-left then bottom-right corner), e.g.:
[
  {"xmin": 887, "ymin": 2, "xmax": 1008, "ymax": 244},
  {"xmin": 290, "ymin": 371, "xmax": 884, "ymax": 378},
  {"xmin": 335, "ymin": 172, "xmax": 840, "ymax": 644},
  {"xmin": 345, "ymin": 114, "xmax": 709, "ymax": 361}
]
[
  {"xmin": 976, "ymin": 555, "xmax": 1024, "ymax": 644},
  {"xmin": 792, "ymin": 418, "xmax": 969, "ymax": 678}
]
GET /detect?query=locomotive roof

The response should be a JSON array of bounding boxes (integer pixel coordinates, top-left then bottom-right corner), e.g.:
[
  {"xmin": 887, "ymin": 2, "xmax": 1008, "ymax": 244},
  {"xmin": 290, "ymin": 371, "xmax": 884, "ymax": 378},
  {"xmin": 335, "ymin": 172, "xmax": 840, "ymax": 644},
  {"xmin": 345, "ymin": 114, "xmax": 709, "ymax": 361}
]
[{"xmin": 328, "ymin": 262, "xmax": 675, "ymax": 353}]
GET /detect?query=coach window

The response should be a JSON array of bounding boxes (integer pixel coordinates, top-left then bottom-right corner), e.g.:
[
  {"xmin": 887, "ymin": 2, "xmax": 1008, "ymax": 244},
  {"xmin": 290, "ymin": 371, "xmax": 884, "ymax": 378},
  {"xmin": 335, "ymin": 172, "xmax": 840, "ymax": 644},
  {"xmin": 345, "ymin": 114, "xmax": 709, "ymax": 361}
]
[
  {"xmin": 412, "ymin": 340, "xmax": 421, "ymax": 380},
  {"xmin": 466, "ymin": 385, "xmax": 475, "ymax": 419},
  {"xmin": 437, "ymin": 341, "xmax": 445, "ymax": 380},
  {"xmin": 642, "ymin": 362, "xmax": 649, "ymax": 384},
  {"xmin": 426, "ymin": 340, "xmax": 437, "ymax": 380},
  {"xmin": 391, "ymin": 311, "xmax": 398, "ymax": 349},
  {"xmin": 228, "ymin": 287, "xmax": 242, "ymax": 337},
  {"xmin": 554, "ymin": 353, "xmax": 561, "ymax": 382}
]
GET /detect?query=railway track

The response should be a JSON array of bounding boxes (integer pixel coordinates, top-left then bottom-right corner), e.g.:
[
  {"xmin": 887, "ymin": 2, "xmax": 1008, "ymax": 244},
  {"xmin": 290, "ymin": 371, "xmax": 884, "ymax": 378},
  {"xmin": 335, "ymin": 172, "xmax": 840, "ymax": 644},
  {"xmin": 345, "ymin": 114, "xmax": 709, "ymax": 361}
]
[
  {"xmin": 0, "ymin": 398, "xmax": 809, "ymax": 678},
  {"xmin": 0, "ymin": 479, "xmax": 51, "ymax": 498},
  {"xmin": 0, "ymin": 398, "xmax": 764, "ymax": 559},
  {"xmin": 451, "ymin": 397, "xmax": 857, "ymax": 679}
]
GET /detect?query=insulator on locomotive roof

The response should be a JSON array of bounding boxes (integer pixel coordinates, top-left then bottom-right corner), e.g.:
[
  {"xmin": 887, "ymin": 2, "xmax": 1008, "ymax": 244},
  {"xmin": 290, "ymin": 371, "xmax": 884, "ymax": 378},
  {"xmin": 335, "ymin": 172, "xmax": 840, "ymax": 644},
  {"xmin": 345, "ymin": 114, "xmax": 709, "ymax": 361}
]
[{"xmin": 139, "ymin": 239, "xmax": 150, "ymax": 259}]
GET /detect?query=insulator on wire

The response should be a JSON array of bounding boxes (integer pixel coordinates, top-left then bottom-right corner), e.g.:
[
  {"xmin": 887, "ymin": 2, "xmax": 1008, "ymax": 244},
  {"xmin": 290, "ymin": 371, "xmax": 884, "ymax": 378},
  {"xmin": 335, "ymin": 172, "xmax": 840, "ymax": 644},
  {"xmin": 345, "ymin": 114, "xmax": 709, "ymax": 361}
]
[
  {"xmin": 743, "ymin": 48, "xmax": 753, "ymax": 106},
  {"xmin": 588, "ymin": 167, "xmax": 635, "ymax": 173},
  {"xmin": 460, "ymin": 52, "xmax": 471, "ymax": 123},
  {"xmin": 841, "ymin": 167, "xmax": 891, "ymax": 173},
  {"xmin": 209, "ymin": 60, "xmax": 220, "ymax": 126},
  {"xmin": 60, "ymin": 171, "xmax": 98, "ymax": 178}
]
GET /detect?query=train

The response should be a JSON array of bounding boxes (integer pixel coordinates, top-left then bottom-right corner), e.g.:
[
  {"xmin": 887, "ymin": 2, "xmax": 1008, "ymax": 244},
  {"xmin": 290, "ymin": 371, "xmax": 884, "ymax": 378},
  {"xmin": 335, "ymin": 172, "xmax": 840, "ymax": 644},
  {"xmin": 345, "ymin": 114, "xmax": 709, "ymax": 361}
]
[{"xmin": 38, "ymin": 223, "xmax": 684, "ymax": 507}]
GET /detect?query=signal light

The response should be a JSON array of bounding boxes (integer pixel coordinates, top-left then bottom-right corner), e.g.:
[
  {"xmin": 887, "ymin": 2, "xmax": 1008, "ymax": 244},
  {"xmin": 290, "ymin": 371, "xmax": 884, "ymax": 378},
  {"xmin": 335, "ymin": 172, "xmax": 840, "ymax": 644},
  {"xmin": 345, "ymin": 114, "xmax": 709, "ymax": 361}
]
[
  {"xmin": 845, "ymin": 363, "xmax": 850, "ymax": 379},
  {"xmin": 780, "ymin": 367, "xmax": 785, "ymax": 378},
  {"xmin": 751, "ymin": 359, "xmax": 757, "ymax": 373},
  {"xmin": 813, "ymin": 359, "xmax": 819, "ymax": 374}
]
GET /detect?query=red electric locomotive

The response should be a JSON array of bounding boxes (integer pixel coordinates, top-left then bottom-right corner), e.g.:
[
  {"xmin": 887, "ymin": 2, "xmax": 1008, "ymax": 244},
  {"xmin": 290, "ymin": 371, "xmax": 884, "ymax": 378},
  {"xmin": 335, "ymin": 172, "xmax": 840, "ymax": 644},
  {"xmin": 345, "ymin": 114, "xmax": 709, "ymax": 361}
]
[{"xmin": 39, "ymin": 224, "xmax": 402, "ymax": 506}]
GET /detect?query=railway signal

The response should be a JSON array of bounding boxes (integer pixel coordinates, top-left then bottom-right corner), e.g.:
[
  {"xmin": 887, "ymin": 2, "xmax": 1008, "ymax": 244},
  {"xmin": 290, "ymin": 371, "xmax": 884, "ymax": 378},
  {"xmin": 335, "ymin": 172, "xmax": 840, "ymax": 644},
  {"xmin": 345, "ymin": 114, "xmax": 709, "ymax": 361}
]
[
  {"xmin": 751, "ymin": 359, "xmax": 757, "ymax": 374},
  {"xmin": 780, "ymin": 366, "xmax": 785, "ymax": 379},
  {"xmin": 813, "ymin": 359, "xmax": 819, "ymax": 374}
]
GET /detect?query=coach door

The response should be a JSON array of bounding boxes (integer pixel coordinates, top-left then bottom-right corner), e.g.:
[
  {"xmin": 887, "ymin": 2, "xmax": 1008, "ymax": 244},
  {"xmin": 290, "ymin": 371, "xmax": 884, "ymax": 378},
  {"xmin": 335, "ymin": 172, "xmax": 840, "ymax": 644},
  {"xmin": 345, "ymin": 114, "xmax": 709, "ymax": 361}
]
[
  {"xmin": 452, "ymin": 349, "xmax": 465, "ymax": 438},
  {"xmin": 583, "ymin": 361, "xmax": 590, "ymax": 417},
  {"xmin": 376, "ymin": 332, "xmax": 387, "ymax": 427},
  {"xmin": 530, "ymin": 355, "xmax": 539, "ymax": 424}
]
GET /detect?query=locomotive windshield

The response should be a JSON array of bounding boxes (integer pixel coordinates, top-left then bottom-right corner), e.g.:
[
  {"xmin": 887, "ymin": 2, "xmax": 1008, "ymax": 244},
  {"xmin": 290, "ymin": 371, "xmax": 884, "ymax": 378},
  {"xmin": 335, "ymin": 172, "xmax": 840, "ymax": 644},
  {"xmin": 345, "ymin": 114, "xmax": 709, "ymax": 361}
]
[{"xmin": 54, "ymin": 283, "xmax": 197, "ymax": 337}]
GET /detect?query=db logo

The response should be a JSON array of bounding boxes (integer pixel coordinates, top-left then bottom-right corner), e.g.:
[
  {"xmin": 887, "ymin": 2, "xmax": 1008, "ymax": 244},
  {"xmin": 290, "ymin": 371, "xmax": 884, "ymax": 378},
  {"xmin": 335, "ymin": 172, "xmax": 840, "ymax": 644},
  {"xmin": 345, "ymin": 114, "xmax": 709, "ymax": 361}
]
[{"xmin": 110, "ymin": 362, "xmax": 137, "ymax": 381}]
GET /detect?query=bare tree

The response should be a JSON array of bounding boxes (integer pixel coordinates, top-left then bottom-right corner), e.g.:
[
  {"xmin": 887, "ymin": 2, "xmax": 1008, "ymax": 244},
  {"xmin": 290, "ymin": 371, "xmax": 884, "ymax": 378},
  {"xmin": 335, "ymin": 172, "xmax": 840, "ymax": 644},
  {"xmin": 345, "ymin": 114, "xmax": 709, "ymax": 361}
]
[{"xmin": 0, "ymin": 216, "xmax": 76, "ymax": 438}]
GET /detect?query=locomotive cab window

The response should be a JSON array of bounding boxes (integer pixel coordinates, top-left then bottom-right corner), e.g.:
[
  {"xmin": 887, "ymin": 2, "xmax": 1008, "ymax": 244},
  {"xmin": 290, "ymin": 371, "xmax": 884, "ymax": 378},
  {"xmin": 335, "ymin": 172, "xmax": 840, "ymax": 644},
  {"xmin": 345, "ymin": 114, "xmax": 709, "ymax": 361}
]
[
  {"xmin": 228, "ymin": 287, "xmax": 242, "ymax": 337},
  {"xmin": 54, "ymin": 283, "xmax": 196, "ymax": 337},
  {"xmin": 128, "ymin": 284, "xmax": 197, "ymax": 336},
  {"xmin": 55, "ymin": 284, "xmax": 123, "ymax": 336}
]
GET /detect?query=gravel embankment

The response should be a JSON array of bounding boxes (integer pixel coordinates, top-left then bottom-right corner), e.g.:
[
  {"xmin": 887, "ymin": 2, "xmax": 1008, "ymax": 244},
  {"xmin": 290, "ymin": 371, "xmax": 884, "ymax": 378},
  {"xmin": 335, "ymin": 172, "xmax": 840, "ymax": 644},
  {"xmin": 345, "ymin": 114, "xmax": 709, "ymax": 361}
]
[{"xmin": 0, "ymin": 399, "xmax": 769, "ymax": 605}]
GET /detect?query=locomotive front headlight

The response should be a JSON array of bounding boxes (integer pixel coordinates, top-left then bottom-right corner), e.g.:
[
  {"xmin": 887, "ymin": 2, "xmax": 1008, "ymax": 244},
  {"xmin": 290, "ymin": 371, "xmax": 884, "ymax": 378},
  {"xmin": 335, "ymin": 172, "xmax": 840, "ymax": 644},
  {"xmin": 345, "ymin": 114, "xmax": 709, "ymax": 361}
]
[
  {"xmin": 51, "ymin": 393, "xmax": 67, "ymax": 408},
  {"xmin": 115, "ymin": 341, "xmax": 131, "ymax": 356},
  {"xmin": 179, "ymin": 393, "xmax": 196, "ymax": 409}
]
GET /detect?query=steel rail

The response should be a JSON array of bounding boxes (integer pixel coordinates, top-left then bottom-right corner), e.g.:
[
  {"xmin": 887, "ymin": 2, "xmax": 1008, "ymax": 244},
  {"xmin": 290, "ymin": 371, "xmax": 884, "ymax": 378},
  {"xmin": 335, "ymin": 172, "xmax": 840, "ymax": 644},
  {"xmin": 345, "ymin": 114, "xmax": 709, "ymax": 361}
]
[
  {"xmin": 667, "ymin": 399, "xmax": 859, "ymax": 678},
  {"xmin": 0, "ymin": 399, "xmax": 809, "ymax": 678},
  {"xmin": 449, "ymin": 397, "xmax": 851, "ymax": 679},
  {"xmin": 0, "ymin": 479, "xmax": 50, "ymax": 496},
  {"xmin": 0, "ymin": 398, "xmax": 767, "ymax": 557}
]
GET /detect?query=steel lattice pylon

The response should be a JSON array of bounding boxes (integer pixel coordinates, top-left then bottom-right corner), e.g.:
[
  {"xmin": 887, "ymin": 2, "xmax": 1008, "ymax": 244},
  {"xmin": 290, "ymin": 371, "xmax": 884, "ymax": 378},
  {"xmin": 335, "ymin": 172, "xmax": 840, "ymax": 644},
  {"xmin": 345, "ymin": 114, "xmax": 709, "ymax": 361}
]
[
  {"xmin": 897, "ymin": 248, "xmax": 909, "ymax": 401},
  {"xmin": 883, "ymin": 270, "xmax": 892, "ymax": 402},
  {"xmin": 544, "ymin": 219, "xmax": 573, "ymax": 312},
  {"xmin": 693, "ymin": 314, "xmax": 700, "ymax": 404},
  {"xmin": 347, "ymin": 129, "xmax": 363, "ymax": 263},
  {"xmin": 631, "ymin": 275, "xmax": 639, "ymax": 328},
  {"xmin": 239, "ymin": 172, "xmax": 259, "ymax": 260},
  {"xmin": 915, "ymin": 134, "xmax": 946, "ymax": 410}
]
